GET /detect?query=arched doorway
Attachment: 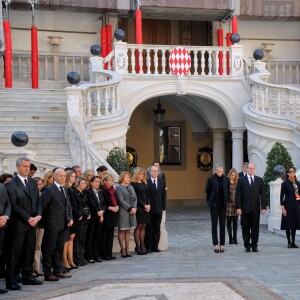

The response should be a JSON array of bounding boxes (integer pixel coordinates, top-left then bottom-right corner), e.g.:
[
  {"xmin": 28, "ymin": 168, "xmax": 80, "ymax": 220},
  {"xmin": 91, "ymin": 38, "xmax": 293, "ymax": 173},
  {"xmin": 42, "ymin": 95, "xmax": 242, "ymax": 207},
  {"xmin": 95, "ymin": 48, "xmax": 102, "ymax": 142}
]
[{"xmin": 126, "ymin": 94, "xmax": 240, "ymax": 207}]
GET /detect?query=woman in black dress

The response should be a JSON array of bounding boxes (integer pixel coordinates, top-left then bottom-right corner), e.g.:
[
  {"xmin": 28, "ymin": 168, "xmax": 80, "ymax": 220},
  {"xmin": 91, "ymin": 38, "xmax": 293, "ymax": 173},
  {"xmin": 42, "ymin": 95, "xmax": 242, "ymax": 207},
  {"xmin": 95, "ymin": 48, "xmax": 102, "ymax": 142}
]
[
  {"xmin": 131, "ymin": 167, "xmax": 150, "ymax": 255},
  {"xmin": 74, "ymin": 177, "xmax": 91, "ymax": 266},
  {"xmin": 280, "ymin": 166, "xmax": 300, "ymax": 248},
  {"xmin": 85, "ymin": 176, "xmax": 106, "ymax": 263},
  {"xmin": 101, "ymin": 173, "xmax": 119, "ymax": 260},
  {"xmin": 63, "ymin": 170, "xmax": 78, "ymax": 270}
]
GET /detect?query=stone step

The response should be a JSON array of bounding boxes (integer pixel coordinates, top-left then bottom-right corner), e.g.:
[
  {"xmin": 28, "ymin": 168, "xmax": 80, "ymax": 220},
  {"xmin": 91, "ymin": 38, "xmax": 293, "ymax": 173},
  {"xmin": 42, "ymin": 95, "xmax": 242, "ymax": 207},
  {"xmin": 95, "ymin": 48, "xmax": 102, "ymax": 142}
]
[
  {"xmin": 0, "ymin": 124, "xmax": 67, "ymax": 131},
  {"xmin": 0, "ymin": 102, "xmax": 67, "ymax": 111},
  {"xmin": 1, "ymin": 136, "xmax": 67, "ymax": 143},
  {"xmin": 0, "ymin": 116, "xmax": 67, "ymax": 122}
]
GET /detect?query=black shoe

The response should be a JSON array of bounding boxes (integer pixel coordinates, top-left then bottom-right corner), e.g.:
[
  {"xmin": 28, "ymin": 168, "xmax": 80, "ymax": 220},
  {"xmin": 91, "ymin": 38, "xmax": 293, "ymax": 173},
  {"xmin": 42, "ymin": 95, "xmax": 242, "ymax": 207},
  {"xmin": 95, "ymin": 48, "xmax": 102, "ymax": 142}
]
[
  {"xmin": 288, "ymin": 242, "xmax": 293, "ymax": 248},
  {"xmin": 0, "ymin": 288, "xmax": 8, "ymax": 294},
  {"xmin": 214, "ymin": 247, "xmax": 220, "ymax": 253},
  {"xmin": 23, "ymin": 278, "xmax": 43, "ymax": 285},
  {"xmin": 120, "ymin": 250, "xmax": 127, "ymax": 258},
  {"xmin": 245, "ymin": 247, "xmax": 251, "ymax": 253},
  {"xmin": 233, "ymin": 236, "xmax": 238, "ymax": 244},
  {"xmin": 252, "ymin": 247, "xmax": 258, "ymax": 252},
  {"xmin": 109, "ymin": 256, "xmax": 117, "ymax": 260},
  {"xmin": 95, "ymin": 258, "xmax": 102, "ymax": 262},
  {"xmin": 147, "ymin": 249, "xmax": 153, "ymax": 253},
  {"xmin": 292, "ymin": 243, "xmax": 299, "ymax": 248},
  {"xmin": 220, "ymin": 247, "xmax": 225, "ymax": 253},
  {"xmin": 135, "ymin": 247, "xmax": 143, "ymax": 255},
  {"xmin": 126, "ymin": 253, "xmax": 132, "ymax": 257},
  {"xmin": 6, "ymin": 283, "xmax": 22, "ymax": 290},
  {"xmin": 229, "ymin": 236, "xmax": 233, "ymax": 245},
  {"xmin": 102, "ymin": 257, "xmax": 111, "ymax": 261},
  {"xmin": 153, "ymin": 248, "xmax": 161, "ymax": 253},
  {"xmin": 70, "ymin": 265, "xmax": 79, "ymax": 269}
]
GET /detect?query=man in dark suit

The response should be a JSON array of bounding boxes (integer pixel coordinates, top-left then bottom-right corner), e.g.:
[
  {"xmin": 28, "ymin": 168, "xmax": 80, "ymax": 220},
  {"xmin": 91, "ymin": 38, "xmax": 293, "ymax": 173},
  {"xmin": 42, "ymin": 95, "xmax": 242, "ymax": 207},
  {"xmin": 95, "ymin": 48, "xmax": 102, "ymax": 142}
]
[
  {"xmin": 236, "ymin": 163, "xmax": 266, "ymax": 252},
  {"xmin": 238, "ymin": 162, "xmax": 248, "ymax": 177},
  {"xmin": 0, "ymin": 183, "xmax": 10, "ymax": 294},
  {"xmin": 146, "ymin": 165, "xmax": 166, "ymax": 253},
  {"xmin": 206, "ymin": 163, "xmax": 230, "ymax": 252},
  {"xmin": 41, "ymin": 168, "xmax": 73, "ymax": 281},
  {"xmin": 5, "ymin": 157, "xmax": 43, "ymax": 290}
]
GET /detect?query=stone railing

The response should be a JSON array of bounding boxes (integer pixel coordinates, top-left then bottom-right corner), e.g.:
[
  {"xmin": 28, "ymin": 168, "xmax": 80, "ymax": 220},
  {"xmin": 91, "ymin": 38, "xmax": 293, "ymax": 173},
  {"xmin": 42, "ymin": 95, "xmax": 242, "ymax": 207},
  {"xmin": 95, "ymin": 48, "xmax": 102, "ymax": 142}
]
[
  {"xmin": 249, "ymin": 61, "xmax": 300, "ymax": 125},
  {"xmin": 65, "ymin": 60, "xmax": 121, "ymax": 178},
  {"xmin": 0, "ymin": 51, "xmax": 90, "ymax": 83},
  {"xmin": 114, "ymin": 42, "xmax": 247, "ymax": 78},
  {"xmin": 266, "ymin": 59, "xmax": 300, "ymax": 85}
]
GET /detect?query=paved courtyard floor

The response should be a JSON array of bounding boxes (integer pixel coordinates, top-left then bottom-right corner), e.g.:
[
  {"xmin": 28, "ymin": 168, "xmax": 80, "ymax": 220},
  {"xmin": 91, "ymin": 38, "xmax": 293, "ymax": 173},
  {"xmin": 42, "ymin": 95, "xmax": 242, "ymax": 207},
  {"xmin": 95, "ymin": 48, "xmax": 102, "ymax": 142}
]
[{"xmin": 1, "ymin": 207, "xmax": 299, "ymax": 300}]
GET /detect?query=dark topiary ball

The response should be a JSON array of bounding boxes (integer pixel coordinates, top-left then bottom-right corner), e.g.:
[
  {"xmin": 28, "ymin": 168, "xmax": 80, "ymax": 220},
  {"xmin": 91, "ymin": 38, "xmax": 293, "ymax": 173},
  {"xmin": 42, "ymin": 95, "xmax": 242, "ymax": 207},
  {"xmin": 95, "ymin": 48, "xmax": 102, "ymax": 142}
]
[
  {"xmin": 67, "ymin": 72, "xmax": 80, "ymax": 85},
  {"xmin": 273, "ymin": 165, "xmax": 286, "ymax": 179},
  {"xmin": 114, "ymin": 29, "xmax": 125, "ymax": 41},
  {"xmin": 230, "ymin": 33, "xmax": 240, "ymax": 44},
  {"xmin": 11, "ymin": 131, "xmax": 29, "ymax": 147},
  {"xmin": 253, "ymin": 49, "xmax": 264, "ymax": 61},
  {"xmin": 90, "ymin": 44, "xmax": 101, "ymax": 56}
]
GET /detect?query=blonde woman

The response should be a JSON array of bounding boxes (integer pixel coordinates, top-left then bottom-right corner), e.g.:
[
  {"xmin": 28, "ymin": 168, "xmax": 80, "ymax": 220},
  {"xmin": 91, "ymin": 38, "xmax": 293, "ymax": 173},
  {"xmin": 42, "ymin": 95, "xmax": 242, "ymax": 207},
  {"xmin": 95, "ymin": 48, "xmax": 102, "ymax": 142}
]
[
  {"xmin": 42, "ymin": 170, "xmax": 54, "ymax": 192},
  {"xmin": 115, "ymin": 171, "xmax": 137, "ymax": 257},
  {"xmin": 33, "ymin": 177, "xmax": 44, "ymax": 276},
  {"xmin": 63, "ymin": 170, "xmax": 78, "ymax": 270},
  {"xmin": 83, "ymin": 169, "xmax": 94, "ymax": 190},
  {"xmin": 131, "ymin": 168, "xmax": 150, "ymax": 255},
  {"xmin": 227, "ymin": 168, "xmax": 239, "ymax": 245}
]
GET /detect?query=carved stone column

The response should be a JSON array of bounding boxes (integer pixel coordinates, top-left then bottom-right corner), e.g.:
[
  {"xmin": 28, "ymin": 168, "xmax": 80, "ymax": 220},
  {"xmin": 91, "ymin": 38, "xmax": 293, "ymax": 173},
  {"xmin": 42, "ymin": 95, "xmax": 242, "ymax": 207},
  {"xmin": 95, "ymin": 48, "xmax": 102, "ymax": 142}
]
[
  {"xmin": 268, "ymin": 178, "xmax": 283, "ymax": 232},
  {"xmin": 230, "ymin": 127, "xmax": 245, "ymax": 171},
  {"xmin": 212, "ymin": 129, "xmax": 227, "ymax": 169}
]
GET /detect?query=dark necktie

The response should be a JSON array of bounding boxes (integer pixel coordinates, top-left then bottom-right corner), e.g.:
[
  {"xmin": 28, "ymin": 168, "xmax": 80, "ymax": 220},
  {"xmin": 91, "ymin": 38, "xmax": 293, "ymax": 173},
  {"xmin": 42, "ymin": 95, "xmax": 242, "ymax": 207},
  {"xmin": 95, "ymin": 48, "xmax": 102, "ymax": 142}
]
[
  {"xmin": 59, "ymin": 186, "xmax": 66, "ymax": 199},
  {"xmin": 24, "ymin": 179, "xmax": 29, "ymax": 190},
  {"xmin": 250, "ymin": 177, "xmax": 254, "ymax": 186},
  {"xmin": 153, "ymin": 180, "xmax": 156, "ymax": 189}
]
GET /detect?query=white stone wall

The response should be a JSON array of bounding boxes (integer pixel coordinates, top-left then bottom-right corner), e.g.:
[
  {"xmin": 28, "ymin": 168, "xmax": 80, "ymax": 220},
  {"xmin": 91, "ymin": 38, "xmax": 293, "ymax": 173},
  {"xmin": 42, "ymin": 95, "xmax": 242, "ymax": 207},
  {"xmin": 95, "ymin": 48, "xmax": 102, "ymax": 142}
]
[
  {"xmin": 212, "ymin": 20, "xmax": 300, "ymax": 59},
  {"xmin": 9, "ymin": 10, "xmax": 102, "ymax": 54}
]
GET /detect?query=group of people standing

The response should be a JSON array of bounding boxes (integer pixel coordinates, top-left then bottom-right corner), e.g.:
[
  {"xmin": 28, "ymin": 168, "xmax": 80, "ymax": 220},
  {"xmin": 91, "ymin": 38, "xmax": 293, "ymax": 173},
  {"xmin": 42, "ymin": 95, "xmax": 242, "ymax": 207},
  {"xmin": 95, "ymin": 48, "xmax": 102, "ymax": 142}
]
[
  {"xmin": 206, "ymin": 162, "xmax": 300, "ymax": 253},
  {"xmin": 0, "ymin": 158, "xmax": 167, "ymax": 294}
]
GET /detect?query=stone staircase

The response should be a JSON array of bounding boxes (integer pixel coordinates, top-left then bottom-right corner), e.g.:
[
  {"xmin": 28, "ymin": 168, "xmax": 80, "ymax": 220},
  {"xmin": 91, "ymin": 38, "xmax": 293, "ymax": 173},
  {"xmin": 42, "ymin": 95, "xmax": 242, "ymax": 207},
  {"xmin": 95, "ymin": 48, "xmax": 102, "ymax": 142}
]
[{"xmin": 0, "ymin": 88, "xmax": 72, "ymax": 172}]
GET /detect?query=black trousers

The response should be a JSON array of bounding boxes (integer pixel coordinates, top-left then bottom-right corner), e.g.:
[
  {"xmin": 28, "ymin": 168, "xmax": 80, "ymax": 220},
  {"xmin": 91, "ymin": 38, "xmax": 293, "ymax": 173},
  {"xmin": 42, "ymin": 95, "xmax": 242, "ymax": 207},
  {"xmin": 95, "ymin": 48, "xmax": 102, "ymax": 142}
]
[
  {"xmin": 227, "ymin": 216, "xmax": 238, "ymax": 237},
  {"xmin": 241, "ymin": 212, "xmax": 260, "ymax": 248},
  {"xmin": 210, "ymin": 206, "xmax": 226, "ymax": 246},
  {"xmin": 85, "ymin": 218, "xmax": 103, "ymax": 260},
  {"xmin": 102, "ymin": 227, "xmax": 115, "ymax": 258},
  {"xmin": 6, "ymin": 227, "xmax": 36, "ymax": 283},
  {"xmin": 73, "ymin": 221, "xmax": 84, "ymax": 265},
  {"xmin": 0, "ymin": 229, "xmax": 6, "ymax": 278},
  {"xmin": 147, "ymin": 213, "xmax": 162, "ymax": 251},
  {"xmin": 41, "ymin": 229, "xmax": 67, "ymax": 277}
]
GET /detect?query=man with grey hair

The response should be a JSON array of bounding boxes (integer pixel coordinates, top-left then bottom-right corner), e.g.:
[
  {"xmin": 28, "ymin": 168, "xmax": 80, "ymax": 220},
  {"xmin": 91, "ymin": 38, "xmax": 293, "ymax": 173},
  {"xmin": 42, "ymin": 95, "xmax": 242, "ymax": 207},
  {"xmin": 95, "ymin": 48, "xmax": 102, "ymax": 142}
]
[
  {"xmin": 146, "ymin": 165, "xmax": 166, "ymax": 253},
  {"xmin": 206, "ymin": 163, "xmax": 230, "ymax": 253},
  {"xmin": 238, "ymin": 162, "xmax": 248, "ymax": 177},
  {"xmin": 41, "ymin": 168, "xmax": 73, "ymax": 281},
  {"xmin": 5, "ymin": 157, "xmax": 42, "ymax": 290},
  {"xmin": 236, "ymin": 163, "xmax": 266, "ymax": 252}
]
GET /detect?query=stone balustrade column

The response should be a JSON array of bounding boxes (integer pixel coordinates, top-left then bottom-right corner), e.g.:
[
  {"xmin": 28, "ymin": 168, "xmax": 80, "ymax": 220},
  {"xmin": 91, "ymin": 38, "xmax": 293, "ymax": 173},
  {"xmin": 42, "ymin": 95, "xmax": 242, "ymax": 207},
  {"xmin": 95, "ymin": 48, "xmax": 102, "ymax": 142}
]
[
  {"xmin": 89, "ymin": 56, "xmax": 104, "ymax": 83},
  {"xmin": 268, "ymin": 178, "xmax": 283, "ymax": 232},
  {"xmin": 230, "ymin": 127, "xmax": 245, "ymax": 171},
  {"xmin": 212, "ymin": 129, "xmax": 227, "ymax": 169},
  {"xmin": 113, "ymin": 41, "xmax": 128, "ymax": 75},
  {"xmin": 230, "ymin": 44, "xmax": 244, "ymax": 76}
]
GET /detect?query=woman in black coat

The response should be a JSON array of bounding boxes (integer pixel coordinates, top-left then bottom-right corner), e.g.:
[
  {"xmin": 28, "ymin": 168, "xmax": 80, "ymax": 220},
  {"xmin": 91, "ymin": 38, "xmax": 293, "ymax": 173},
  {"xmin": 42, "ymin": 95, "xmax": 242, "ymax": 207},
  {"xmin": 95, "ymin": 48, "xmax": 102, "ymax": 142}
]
[
  {"xmin": 280, "ymin": 166, "xmax": 300, "ymax": 248},
  {"xmin": 205, "ymin": 163, "xmax": 230, "ymax": 253},
  {"xmin": 85, "ymin": 176, "xmax": 106, "ymax": 263},
  {"xmin": 101, "ymin": 174, "xmax": 119, "ymax": 260},
  {"xmin": 131, "ymin": 167, "xmax": 150, "ymax": 255},
  {"xmin": 74, "ymin": 177, "xmax": 90, "ymax": 266}
]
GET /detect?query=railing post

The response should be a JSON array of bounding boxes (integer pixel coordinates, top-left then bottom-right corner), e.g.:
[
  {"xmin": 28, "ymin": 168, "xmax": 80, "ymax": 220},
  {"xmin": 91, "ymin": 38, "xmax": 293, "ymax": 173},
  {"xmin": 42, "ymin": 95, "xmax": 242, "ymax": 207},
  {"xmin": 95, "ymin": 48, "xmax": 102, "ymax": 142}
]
[
  {"xmin": 113, "ymin": 41, "xmax": 128, "ymax": 75},
  {"xmin": 230, "ymin": 44, "xmax": 244, "ymax": 76},
  {"xmin": 89, "ymin": 56, "xmax": 104, "ymax": 83}
]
